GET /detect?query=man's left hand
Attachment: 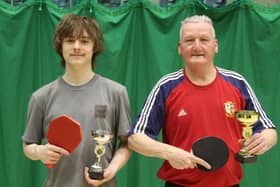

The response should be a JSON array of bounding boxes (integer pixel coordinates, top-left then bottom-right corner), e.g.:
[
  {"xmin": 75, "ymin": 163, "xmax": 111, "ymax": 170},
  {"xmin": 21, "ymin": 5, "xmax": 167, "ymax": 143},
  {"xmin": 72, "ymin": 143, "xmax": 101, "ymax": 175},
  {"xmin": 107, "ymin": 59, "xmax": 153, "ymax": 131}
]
[{"xmin": 245, "ymin": 128, "xmax": 277, "ymax": 155}]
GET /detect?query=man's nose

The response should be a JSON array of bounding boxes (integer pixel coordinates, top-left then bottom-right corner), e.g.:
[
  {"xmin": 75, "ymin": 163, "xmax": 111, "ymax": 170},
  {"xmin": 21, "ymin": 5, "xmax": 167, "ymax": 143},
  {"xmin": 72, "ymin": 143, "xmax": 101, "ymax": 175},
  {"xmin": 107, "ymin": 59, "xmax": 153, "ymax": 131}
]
[
  {"xmin": 74, "ymin": 40, "xmax": 81, "ymax": 49},
  {"xmin": 193, "ymin": 39, "xmax": 202, "ymax": 49}
]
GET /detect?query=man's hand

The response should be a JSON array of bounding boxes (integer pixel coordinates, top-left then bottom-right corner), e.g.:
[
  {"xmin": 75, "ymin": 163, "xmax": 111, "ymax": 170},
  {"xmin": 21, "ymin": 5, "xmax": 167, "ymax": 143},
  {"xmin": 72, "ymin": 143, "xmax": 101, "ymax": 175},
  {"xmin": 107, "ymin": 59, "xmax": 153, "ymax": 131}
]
[
  {"xmin": 84, "ymin": 166, "xmax": 116, "ymax": 187},
  {"xmin": 36, "ymin": 143, "xmax": 69, "ymax": 164},
  {"xmin": 245, "ymin": 128, "xmax": 277, "ymax": 155},
  {"xmin": 166, "ymin": 146, "xmax": 211, "ymax": 170}
]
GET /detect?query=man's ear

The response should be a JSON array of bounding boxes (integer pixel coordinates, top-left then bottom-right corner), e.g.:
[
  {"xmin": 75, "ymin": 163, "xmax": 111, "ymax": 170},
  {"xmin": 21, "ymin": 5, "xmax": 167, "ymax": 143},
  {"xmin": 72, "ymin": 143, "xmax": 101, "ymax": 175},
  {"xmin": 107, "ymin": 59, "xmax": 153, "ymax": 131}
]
[
  {"xmin": 178, "ymin": 43, "xmax": 182, "ymax": 55},
  {"xmin": 214, "ymin": 39, "xmax": 218, "ymax": 53}
]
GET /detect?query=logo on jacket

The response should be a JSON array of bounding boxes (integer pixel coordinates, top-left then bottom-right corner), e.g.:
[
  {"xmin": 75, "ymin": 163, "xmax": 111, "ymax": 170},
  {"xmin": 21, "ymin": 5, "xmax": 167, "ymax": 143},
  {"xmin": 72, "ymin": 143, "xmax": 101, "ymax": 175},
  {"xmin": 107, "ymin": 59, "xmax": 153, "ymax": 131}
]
[
  {"xmin": 177, "ymin": 109, "xmax": 187, "ymax": 117},
  {"xmin": 224, "ymin": 101, "xmax": 236, "ymax": 118}
]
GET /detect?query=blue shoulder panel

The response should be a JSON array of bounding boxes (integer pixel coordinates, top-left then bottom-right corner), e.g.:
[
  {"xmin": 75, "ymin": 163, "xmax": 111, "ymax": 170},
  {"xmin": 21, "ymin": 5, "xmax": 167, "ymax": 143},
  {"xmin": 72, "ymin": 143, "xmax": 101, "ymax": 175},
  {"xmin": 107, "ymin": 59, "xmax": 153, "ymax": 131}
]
[{"xmin": 130, "ymin": 69, "xmax": 185, "ymax": 139}]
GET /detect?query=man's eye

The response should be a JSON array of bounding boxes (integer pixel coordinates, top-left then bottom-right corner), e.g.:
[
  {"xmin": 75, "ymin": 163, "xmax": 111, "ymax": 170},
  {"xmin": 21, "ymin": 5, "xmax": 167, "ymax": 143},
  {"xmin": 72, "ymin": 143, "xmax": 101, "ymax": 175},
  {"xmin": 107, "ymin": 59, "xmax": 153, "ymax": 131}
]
[
  {"xmin": 80, "ymin": 39, "xmax": 90, "ymax": 43},
  {"xmin": 183, "ymin": 39, "xmax": 194, "ymax": 44},
  {"xmin": 200, "ymin": 38, "xmax": 210, "ymax": 43},
  {"xmin": 65, "ymin": 39, "xmax": 75, "ymax": 42}
]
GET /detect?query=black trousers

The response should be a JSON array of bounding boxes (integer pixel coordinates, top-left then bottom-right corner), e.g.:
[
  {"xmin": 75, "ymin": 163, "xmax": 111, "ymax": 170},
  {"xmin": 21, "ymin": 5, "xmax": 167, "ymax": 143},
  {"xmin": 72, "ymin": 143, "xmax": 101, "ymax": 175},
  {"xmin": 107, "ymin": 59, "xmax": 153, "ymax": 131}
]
[{"xmin": 165, "ymin": 181, "xmax": 240, "ymax": 187}]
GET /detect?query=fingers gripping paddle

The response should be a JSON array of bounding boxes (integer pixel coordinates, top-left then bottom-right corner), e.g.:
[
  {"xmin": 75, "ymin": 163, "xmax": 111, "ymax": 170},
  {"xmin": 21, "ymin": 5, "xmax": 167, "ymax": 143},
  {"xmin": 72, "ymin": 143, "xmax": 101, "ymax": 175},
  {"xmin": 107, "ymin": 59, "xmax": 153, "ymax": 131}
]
[
  {"xmin": 192, "ymin": 136, "xmax": 229, "ymax": 171},
  {"xmin": 46, "ymin": 115, "xmax": 82, "ymax": 169}
]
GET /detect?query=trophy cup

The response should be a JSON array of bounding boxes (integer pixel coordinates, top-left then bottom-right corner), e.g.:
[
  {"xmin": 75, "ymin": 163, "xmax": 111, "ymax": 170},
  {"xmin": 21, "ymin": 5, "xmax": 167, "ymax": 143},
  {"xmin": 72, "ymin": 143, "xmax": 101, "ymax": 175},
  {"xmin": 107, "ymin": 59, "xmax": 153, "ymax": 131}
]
[
  {"xmin": 235, "ymin": 110, "xmax": 259, "ymax": 163},
  {"xmin": 89, "ymin": 130, "xmax": 113, "ymax": 180}
]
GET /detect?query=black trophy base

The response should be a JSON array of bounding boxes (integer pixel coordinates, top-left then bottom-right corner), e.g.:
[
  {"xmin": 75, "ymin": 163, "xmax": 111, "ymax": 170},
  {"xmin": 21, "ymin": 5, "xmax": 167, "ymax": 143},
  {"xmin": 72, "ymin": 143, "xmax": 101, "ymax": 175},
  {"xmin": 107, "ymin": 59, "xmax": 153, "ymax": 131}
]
[
  {"xmin": 235, "ymin": 153, "xmax": 257, "ymax": 163},
  {"xmin": 88, "ymin": 166, "xmax": 104, "ymax": 180}
]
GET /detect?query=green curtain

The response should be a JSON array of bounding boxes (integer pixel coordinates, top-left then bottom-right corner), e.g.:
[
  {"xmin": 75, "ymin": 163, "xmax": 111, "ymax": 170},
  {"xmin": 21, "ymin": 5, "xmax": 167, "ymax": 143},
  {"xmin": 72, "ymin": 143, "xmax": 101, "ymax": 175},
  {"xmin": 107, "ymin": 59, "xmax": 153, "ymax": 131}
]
[{"xmin": 0, "ymin": 0, "xmax": 279, "ymax": 186}]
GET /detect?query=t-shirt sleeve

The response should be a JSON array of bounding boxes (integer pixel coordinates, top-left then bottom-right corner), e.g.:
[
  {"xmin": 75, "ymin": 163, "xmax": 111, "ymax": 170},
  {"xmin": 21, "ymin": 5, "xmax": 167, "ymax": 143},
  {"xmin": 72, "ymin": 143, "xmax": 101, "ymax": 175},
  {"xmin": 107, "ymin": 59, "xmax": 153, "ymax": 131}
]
[
  {"xmin": 129, "ymin": 84, "xmax": 165, "ymax": 140},
  {"xmin": 240, "ymin": 78, "xmax": 276, "ymax": 132},
  {"xmin": 22, "ymin": 94, "xmax": 44, "ymax": 144}
]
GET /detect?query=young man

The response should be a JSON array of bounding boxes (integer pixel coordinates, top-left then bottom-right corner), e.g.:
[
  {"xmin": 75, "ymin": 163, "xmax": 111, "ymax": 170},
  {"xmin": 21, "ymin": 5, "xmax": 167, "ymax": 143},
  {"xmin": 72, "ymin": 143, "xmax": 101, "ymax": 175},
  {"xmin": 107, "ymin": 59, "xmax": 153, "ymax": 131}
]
[
  {"xmin": 128, "ymin": 15, "xmax": 277, "ymax": 187},
  {"xmin": 22, "ymin": 14, "xmax": 131, "ymax": 187}
]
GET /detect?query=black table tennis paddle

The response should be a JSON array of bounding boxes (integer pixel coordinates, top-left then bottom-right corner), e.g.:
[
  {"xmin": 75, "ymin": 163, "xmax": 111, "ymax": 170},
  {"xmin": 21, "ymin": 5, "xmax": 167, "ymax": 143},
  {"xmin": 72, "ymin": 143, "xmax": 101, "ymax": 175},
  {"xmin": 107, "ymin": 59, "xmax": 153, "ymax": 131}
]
[{"xmin": 192, "ymin": 136, "xmax": 229, "ymax": 171}]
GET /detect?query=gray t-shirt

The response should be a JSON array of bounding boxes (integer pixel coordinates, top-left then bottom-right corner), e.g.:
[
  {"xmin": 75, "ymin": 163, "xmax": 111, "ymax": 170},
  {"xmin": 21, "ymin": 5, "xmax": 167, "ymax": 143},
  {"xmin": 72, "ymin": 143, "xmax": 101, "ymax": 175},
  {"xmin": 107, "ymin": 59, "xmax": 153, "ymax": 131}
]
[{"xmin": 22, "ymin": 74, "xmax": 131, "ymax": 187}]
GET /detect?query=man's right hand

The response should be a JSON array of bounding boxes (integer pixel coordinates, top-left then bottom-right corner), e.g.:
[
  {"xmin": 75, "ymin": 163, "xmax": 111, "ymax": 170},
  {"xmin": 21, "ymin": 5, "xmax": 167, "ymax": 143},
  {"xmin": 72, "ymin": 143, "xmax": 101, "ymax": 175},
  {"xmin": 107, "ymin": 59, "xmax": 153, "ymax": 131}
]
[
  {"xmin": 166, "ymin": 146, "xmax": 211, "ymax": 170},
  {"xmin": 36, "ymin": 143, "xmax": 69, "ymax": 164}
]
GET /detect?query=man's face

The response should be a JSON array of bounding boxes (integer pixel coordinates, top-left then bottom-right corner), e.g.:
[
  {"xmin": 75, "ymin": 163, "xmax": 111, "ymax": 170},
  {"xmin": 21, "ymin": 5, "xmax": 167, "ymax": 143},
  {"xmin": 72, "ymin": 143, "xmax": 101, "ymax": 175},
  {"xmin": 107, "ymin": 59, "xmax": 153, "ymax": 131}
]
[
  {"xmin": 62, "ymin": 30, "xmax": 94, "ymax": 68},
  {"xmin": 178, "ymin": 22, "xmax": 218, "ymax": 67}
]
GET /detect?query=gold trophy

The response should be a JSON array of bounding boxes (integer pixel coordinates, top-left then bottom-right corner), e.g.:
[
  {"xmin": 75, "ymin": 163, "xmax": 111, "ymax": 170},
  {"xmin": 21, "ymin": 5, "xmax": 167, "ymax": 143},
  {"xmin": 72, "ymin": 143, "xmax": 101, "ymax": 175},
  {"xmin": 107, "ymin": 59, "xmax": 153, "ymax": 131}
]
[
  {"xmin": 235, "ymin": 110, "xmax": 259, "ymax": 163},
  {"xmin": 89, "ymin": 130, "xmax": 113, "ymax": 180}
]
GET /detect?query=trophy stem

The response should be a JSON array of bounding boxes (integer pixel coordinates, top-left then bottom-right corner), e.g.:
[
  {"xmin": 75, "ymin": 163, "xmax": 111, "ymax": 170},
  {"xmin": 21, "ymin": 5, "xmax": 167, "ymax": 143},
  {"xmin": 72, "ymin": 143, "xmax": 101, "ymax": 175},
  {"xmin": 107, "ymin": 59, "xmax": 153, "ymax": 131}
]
[{"xmin": 239, "ymin": 147, "xmax": 248, "ymax": 156}]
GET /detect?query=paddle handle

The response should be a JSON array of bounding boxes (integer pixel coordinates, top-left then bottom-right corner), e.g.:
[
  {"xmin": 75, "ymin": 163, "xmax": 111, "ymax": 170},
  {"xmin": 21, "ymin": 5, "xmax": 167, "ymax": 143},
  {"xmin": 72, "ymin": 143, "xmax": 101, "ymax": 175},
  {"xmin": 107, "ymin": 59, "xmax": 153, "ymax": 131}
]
[{"xmin": 46, "ymin": 163, "xmax": 55, "ymax": 169}]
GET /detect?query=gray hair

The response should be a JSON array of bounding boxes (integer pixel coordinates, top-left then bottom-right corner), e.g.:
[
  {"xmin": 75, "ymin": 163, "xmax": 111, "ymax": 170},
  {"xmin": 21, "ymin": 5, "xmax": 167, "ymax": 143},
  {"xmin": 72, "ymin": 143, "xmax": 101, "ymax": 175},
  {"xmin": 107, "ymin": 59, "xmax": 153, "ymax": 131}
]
[{"xmin": 179, "ymin": 15, "xmax": 216, "ymax": 41}]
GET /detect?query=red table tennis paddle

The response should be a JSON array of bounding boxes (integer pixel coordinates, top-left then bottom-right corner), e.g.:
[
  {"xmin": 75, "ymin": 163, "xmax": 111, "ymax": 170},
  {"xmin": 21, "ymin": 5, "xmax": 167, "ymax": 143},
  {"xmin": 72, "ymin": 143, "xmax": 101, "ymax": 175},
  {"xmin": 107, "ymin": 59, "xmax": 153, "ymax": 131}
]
[
  {"xmin": 192, "ymin": 136, "xmax": 229, "ymax": 171},
  {"xmin": 46, "ymin": 115, "xmax": 82, "ymax": 169}
]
